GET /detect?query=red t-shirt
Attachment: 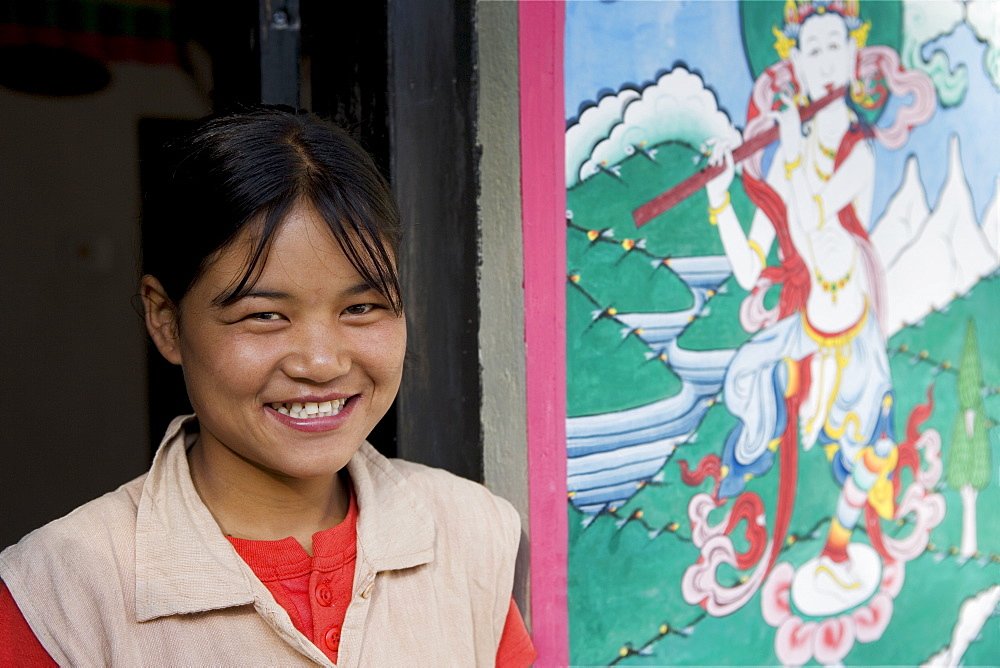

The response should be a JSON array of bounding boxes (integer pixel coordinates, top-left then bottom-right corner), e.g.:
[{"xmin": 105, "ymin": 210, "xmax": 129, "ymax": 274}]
[
  {"xmin": 225, "ymin": 491, "xmax": 362, "ymax": 663},
  {"xmin": 1, "ymin": 490, "xmax": 535, "ymax": 666}
]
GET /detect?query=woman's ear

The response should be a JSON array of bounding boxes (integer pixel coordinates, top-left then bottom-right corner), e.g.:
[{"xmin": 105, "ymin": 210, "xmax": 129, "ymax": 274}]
[{"xmin": 140, "ymin": 275, "xmax": 183, "ymax": 365}]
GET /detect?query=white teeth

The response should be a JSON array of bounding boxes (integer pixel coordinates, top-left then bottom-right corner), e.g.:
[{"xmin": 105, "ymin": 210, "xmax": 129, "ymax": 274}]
[{"xmin": 270, "ymin": 398, "xmax": 348, "ymax": 419}]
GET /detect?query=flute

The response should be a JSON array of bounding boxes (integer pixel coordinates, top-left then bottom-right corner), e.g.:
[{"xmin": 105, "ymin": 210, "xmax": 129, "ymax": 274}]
[{"xmin": 632, "ymin": 85, "xmax": 848, "ymax": 227}]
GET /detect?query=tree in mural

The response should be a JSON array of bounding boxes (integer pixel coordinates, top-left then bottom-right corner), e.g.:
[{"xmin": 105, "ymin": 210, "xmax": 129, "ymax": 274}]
[{"xmin": 946, "ymin": 319, "xmax": 992, "ymax": 559}]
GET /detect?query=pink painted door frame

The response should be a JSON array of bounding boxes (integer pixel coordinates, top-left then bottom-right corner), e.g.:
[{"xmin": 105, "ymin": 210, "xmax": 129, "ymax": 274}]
[{"xmin": 519, "ymin": 1, "xmax": 569, "ymax": 665}]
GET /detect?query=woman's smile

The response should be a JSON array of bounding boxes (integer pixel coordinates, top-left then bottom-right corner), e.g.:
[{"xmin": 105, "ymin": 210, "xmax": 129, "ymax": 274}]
[
  {"xmin": 269, "ymin": 397, "xmax": 349, "ymax": 419},
  {"xmin": 265, "ymin": 395, "xmax": 357, "ymax": 433}
]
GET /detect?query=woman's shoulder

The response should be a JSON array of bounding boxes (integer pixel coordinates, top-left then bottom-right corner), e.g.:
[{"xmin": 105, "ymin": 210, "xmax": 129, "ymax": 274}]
[
  {"xmin": 391, "ymin": 457, "xmax": 519, "ymax": 513},
  {"xmin": 0, "ymin": 473, "xmax": 147, "ymax": 574},
  {"xmin": 387, "ymin": 456, "xmax": 489, "ymax": 492},
  {"xmin": 0, "ymin": 474, "xmax": 150, "ymax": 665},
  {"xmin": 388, "ymin": 458, "xmax": 519, "ymax": 525}
]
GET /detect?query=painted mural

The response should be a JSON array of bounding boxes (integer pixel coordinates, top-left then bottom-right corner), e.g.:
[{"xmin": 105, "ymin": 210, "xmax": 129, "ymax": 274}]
[{"xmin": 564, "ymin": 1, "xmax": 999, "ymax": 665}]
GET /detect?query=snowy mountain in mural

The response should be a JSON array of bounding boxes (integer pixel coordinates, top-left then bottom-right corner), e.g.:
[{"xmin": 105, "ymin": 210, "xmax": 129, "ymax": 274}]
[
  {"xmin": 873, "ymin": 136, "xmax": 1000, "ymax": 334},
  {"xmin": 985, "ymin": 182, "xmax": 1000, "ymax": 257}
]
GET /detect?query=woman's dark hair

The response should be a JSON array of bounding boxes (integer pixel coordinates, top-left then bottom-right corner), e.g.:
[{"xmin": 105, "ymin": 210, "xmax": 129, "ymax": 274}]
[{"xmin": 142, "ymin": 106, "xmax": 402, "ymax": 313}]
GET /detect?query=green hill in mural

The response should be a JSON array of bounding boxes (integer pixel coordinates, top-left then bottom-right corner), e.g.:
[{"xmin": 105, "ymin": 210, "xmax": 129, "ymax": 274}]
[{"xmin": 567, "ymin": 141, "xmax": 761, "ymax": 417}]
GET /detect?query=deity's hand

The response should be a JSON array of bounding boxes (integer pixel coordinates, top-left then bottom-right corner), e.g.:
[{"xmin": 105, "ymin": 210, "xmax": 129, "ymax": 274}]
[
  {"xmin": 705, "ymin": 138, "xmax": 735, "ymax": 209},
  {"xmin": 768, "ymin": 93, "xmax": 803, "ymax": 164}
]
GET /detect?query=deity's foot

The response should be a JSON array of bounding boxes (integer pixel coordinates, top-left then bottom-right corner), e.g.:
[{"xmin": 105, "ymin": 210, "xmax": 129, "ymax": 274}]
[{"xmin": 790, "ymin": 544, "xmax": 881, "ymax": 616}]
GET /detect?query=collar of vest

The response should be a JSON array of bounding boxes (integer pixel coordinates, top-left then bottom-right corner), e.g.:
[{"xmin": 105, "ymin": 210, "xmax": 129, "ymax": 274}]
[{"xmin": 134, "ymin": 415, "xmax": 435, "ymax": 622}]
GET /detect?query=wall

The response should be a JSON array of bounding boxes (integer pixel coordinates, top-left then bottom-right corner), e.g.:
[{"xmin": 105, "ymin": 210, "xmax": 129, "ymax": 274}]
[
  {"xmin": 477, "ymin": 0, "xmax": 531, "ymax": 621},
  {"xmin": 0, "ymin": 61, "xmax": 210, "ymax": 549}
]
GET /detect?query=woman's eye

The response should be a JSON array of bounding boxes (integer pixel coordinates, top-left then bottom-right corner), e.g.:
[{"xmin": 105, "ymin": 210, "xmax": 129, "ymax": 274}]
[{"xmin": 345, "ymin": 303, "xmax": 375, "ymax": 316}]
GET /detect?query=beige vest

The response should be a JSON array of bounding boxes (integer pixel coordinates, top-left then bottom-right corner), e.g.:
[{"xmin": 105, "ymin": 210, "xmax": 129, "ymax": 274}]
[{"xmin": 0, "ymin": 416, "xmax": 520, "ymax": 667}]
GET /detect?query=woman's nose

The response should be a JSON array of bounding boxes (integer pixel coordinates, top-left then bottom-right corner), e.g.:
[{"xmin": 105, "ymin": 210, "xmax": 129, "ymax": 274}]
[{"xmin": 282, "ymin": 322, "xmax": 351, "ymax": 382}]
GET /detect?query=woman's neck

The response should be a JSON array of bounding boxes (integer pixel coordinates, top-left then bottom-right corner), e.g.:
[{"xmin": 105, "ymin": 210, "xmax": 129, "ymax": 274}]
[{"xmin": 186, "ymin": 438, "xmax": 350, "ymax": 555}]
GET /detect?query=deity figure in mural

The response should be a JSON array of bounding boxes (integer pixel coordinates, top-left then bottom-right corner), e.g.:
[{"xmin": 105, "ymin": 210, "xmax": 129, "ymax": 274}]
[{"xmin": 684, "ymin": 0, "xmax": 936, "ymax": 618}]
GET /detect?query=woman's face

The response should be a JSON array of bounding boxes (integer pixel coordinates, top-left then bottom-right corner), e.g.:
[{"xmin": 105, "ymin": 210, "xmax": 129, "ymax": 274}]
[
  {"xmin": 151, "ymin": 203, "xmax": 406, "ymax": 480},
  {"xmin": 793, "ymin": 13, "xmax": 855, "ymax": 100}
]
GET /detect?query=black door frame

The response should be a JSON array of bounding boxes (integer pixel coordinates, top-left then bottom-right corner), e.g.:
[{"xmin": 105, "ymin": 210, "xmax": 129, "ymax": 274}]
[{"xmin": 265, "ymin": 0, "xmax": 483, "ymax": 481}]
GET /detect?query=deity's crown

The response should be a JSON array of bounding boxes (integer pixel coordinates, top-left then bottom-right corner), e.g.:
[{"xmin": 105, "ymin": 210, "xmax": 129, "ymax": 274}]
[{"xmin": 773, "ymin": 0, "xmax": 870, "ymax": 59}]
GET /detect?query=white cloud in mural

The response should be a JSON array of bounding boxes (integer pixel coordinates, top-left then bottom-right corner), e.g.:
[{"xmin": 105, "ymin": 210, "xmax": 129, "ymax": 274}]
[
  {"xmin": 567, "ymin": 67, "xmax": 741, "ymax": 188},
  {"xmin": 874, "ymin": 135, "xmax": 999, "ymax": 335},
  {"xmin": 966, "ymin": 0, "xmax": 1000, "ymax": 90},
  {"xmin": 903, "ymin": 0, "xmax": 965, "ymax": 43},
  {"xmin": 565, "ymin": 88, "xmax": 641, "ymax": 188},
  {"xmin": 901, "ymin": 0, "xmax": 968, "ymax": 105}
]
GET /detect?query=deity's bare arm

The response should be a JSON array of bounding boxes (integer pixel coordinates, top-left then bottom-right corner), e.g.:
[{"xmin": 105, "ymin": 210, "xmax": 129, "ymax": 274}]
[{"xmin": 706, "ymin": 144, "xmax": 777, "ymax": 291}]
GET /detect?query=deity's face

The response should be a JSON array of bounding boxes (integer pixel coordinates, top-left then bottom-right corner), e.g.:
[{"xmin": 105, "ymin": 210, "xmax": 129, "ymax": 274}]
[{"xmin": 791, "ymin": 12, "xmax": 856, "ymax": 100}]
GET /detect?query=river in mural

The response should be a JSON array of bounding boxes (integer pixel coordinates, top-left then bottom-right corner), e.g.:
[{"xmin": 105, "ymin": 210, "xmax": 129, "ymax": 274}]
[
  {"xmin": 564, "ymin": 1, "xmax": 1000, "ymax": 665},
  {"xmin": 567, "ymin": 254, "xmax": 734, "ymax": 517}
]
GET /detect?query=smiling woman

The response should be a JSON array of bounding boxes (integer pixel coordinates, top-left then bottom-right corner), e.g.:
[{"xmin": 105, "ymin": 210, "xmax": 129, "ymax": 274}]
[{"xmin": 0, "ymin": 108, "xmax": 536, "ymax": 667}]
